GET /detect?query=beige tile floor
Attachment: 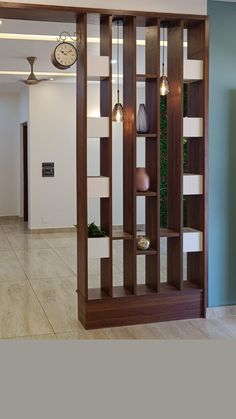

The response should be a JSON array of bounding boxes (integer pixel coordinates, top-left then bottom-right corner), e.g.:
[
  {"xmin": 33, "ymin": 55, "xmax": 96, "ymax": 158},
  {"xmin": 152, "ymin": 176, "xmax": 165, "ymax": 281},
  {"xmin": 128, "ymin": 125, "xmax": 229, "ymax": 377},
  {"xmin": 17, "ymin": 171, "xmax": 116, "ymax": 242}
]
[{"xmin": 0, "ymin": 219, "xmax": 236, "ymax": 340}]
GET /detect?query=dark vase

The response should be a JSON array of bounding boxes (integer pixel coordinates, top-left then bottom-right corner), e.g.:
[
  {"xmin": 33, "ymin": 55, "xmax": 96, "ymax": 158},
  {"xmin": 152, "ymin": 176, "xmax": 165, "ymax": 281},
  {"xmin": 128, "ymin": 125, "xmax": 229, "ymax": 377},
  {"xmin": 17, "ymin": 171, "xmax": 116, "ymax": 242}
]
[{"xmin": 137, "ymin": 104, "xmax": 149, "ymax": 134}]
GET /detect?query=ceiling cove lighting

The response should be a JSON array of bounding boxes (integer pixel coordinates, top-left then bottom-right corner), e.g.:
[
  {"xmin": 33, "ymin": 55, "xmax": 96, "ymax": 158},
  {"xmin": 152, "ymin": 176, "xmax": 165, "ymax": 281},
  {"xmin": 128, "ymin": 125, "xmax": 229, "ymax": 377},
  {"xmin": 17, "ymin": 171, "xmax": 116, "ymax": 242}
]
[
  {"xmin": 0, "ymin": 33, "xmax": 187, "ymax": 47},
  {"xmin": 0, "ymin": 70, "xmax": 76, "ymax": 77},
  {"xmin": 160, "ymin": 27, "xmax": 170, "ymax": 97},
  {"xmin": 112, "ymin": 19, "xmax": 124, "ymax": 123}
]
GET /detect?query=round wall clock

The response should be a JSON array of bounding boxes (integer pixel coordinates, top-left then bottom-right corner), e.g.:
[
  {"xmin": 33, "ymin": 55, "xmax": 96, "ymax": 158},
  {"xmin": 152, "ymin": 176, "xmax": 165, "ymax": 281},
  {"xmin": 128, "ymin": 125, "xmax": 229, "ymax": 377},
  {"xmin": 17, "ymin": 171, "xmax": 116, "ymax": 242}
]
[{"xmin": 51, "ymin": 42, "xmax": 78, "ymax": 70}]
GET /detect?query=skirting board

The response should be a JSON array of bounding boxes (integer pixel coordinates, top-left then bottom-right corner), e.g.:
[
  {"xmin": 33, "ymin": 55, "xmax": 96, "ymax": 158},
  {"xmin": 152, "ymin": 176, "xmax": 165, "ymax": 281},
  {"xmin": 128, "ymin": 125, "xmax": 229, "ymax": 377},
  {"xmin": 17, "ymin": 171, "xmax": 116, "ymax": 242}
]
[
  {"xmin": 206, "ymin": 306, "xmax": 236, "ymax": 319},
  {"xmin": 30, "ymin": 227, "xmax": 76, "ymax": 234}
]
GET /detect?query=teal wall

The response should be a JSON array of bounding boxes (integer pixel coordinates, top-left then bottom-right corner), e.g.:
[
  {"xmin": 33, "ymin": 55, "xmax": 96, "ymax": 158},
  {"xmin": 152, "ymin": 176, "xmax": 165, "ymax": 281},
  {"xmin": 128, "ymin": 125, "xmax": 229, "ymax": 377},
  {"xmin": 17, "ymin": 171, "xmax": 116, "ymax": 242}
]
[{"xmin": 208, "ymin": 0, "xmax": 236, "ymax": 306}]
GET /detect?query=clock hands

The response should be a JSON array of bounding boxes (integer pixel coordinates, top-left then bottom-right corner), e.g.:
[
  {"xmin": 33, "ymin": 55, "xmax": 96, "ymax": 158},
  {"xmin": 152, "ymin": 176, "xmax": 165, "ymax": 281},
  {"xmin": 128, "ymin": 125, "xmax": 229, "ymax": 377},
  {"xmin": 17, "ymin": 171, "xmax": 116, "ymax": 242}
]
[{"xmin": 62, "ymin": 49, "xmax": 73, "ymax": 56}]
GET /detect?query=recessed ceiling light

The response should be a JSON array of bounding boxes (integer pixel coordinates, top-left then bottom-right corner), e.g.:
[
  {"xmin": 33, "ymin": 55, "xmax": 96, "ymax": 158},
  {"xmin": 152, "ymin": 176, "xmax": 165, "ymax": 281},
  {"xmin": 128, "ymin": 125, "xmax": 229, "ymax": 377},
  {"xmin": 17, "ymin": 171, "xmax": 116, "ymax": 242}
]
[
  {"xmin": 0, "ymin": 20, "xmax": 3, "ymax": 25},
  {"xmin": 50, "ymin": 78, "xmax": 54, "ymax": 81}
]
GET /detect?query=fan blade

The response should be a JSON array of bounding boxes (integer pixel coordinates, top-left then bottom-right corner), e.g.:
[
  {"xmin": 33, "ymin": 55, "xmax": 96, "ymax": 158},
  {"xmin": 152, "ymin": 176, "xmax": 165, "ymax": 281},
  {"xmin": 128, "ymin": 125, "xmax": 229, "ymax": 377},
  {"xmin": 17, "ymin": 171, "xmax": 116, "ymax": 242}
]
[{"xmin": 37, "ymin": 78, "xmax": 51, "ymax": 83}]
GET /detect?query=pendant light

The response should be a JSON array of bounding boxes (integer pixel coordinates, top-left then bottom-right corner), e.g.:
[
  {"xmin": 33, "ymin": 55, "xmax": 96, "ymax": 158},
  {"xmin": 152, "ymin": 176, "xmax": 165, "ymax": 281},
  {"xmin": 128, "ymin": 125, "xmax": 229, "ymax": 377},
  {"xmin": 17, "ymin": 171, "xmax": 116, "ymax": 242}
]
[
  {"xmin": 160, "ymin": 27, "xmax": 170, "ymax": 96},
  {"xmin": 112, "ymin": 19, "xmax": 124, "ymax": 122}
]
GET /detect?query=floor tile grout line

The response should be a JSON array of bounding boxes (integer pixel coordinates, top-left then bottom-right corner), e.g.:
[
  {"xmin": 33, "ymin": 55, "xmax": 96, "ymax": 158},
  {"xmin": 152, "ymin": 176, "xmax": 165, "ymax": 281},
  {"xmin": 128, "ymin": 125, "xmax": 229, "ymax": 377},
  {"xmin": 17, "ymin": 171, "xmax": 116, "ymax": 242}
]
[
  {"xmin": 3, "ymin": 333, "xmax": 58, "ymax": 340},
  {"xmin": 10, "ymin": 244, "xmax": 57, "ymax": 336},
  {"xmin": 52, "ymin": 246, "xmax": 78, "ymax": 276}
]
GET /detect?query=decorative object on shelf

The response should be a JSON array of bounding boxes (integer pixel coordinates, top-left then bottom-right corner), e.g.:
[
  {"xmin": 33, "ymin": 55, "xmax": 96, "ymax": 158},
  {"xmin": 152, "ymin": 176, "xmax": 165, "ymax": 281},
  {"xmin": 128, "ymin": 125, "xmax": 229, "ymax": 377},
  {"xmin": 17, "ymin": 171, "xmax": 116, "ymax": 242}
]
[
  {"xmin": 136, "ymin": 167, "xmax": 150, "ymax": 192},
  {"xmin": 112, "ymin": 19, "xmax": 124, "ymax": 122},
  {"xmin": 160, "ymin": 27, "xmax": 170, "ymax": 96},
  {"xmin": 137, "ymin": 104, "xmax": 149, "ymax": 134},
  {"xmin": 137, "ymin": 235, "xmax": 151, "ymax": 251},
  {"xmin": 88, "ymin": 222, "xmax": 106, "ymax": 238},
  {"xmin": 51, "ymin": 31, "xmax": 79, "ymax": 70}
]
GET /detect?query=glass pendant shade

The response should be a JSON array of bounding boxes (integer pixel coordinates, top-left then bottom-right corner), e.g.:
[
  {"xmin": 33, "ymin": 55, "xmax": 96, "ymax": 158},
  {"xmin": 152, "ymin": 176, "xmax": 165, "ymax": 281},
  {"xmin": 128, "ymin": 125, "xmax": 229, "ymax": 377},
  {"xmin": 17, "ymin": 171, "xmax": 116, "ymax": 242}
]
[
  {"xmin": 113, "ymin": 19, "xmax": 124, "ymax": 122},
  {"xmin": 112, "ymin": 101, "xmax": 124, "ymax": 122},
  {"xmin": 160, "ymin": 75, "xmax": 170, "ymax": 96},
  {"xmin": 160, "ymin": 27, "xmax": 170, "ymax": 97}
]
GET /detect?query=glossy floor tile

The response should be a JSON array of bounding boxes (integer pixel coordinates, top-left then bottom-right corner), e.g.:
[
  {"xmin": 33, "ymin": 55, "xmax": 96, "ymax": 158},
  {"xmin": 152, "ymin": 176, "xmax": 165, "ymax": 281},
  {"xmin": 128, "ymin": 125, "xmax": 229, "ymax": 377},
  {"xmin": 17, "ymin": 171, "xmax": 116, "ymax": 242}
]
[
  {"xmin": 0, "ymin": 251, "xmax": 28, "ymax": 282},
  {"xmin": 0, "ymin": 219, "xmax": 235, "ymax": 340},
  {"xmin": 57, "ymin": 330, "xmax": 107, "ymax": 339},
  {"xmin": 29, "ymin": 277, "xmax": 83, "ymax": 333},
  {"xmin": 7, "ymin": 234, "xmax": 50, "ymax": 251},
  {"xmin": 15, "ymin": 249, "xmax": 74, "ymax": 280},
  {"xmin": 0, "ymin": 234, "xmax": 11, "ymax": 251},
  {"xmin": 11, "ymin": 334, "xmax": 58, "ymax": 340},
  {"xmin": 0, "ymin": 281, "xmax": 53, "ymax": 338}
]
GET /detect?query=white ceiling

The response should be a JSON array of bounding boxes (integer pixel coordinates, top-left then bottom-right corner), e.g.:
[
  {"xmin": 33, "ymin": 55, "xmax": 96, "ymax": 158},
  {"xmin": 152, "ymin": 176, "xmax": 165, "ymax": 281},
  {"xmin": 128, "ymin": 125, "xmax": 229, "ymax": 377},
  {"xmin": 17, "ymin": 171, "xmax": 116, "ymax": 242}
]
[
  {"xmin": 0, "ymin": 18, "xmax": 101, "ymax": 93},
  {"xmin": 0, "ymin": 17, "xmax": 186, "ymax": 94}
]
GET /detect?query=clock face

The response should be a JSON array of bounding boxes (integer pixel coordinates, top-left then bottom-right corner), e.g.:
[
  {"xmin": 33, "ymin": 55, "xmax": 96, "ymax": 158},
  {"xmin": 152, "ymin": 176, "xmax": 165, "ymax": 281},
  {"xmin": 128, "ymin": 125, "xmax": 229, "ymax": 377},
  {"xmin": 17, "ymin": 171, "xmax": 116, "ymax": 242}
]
[{"xmin": 53, "ymin": 42, "xmax": 78, "ymax": 69}]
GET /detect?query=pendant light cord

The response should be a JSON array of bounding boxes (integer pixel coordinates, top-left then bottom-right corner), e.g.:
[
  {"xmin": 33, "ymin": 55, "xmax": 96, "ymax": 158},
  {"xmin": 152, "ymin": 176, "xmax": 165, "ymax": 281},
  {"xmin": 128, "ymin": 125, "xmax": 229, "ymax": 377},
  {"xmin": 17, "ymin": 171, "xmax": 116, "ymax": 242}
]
[
  {"xmin": 162, "ymin": 26, "xmax": 165, "ymax": 77},
  {"xmin": 117, "ymin": 20, "xmax": 120, "ymax": 103}
]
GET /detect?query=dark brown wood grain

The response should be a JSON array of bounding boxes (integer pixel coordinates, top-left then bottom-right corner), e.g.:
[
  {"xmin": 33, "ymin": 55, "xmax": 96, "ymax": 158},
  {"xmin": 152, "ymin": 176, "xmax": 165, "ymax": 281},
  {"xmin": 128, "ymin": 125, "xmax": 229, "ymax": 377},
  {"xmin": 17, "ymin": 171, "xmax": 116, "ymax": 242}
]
[
  {"xmin": 77, "ymin": 14, "xmax": 88, "ymax": 303},
  {"xmin": 100, "ymin": 15, "xmax": 113, "ymax": 297},
  {"xmin": 167, "ymin": 21, "xmax": 184, "ymax": 290},
  {"xmin": 186, "ymin": 20, "xmax": 209, "ymax": 314},
  {"xmin": 145, "ymin": 20, "xmax": 160, "ymax": 291},
  {"xmin": 123, "ymin": 16, "xmax": 137, "ymax": 294},
  {"xmin": 82, "ymin": 286, "xmax": 204, "ymax": 329},
  {"xmin": 0, "ymin": 2, "xmax": 207, "ymax": 23}
]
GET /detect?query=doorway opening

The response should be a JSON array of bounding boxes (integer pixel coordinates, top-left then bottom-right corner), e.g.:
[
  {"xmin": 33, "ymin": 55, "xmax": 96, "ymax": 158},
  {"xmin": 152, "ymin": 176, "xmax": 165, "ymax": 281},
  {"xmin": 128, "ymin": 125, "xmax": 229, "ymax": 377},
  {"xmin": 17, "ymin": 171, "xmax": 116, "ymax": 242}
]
[{"xmin": 22, "ymin": 122, "xmax": 28, "ymax": 223}]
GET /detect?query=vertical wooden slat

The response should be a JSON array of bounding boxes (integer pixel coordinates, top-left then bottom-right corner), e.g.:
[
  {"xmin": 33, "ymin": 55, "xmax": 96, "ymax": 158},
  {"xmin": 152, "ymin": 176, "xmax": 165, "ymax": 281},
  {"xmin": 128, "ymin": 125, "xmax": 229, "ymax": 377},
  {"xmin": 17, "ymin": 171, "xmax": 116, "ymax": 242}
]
[
  {"xmin": 167, "ymin": 21, "xmax": 184, "ymax": 290},
  {"xmin": 123, "ymin": 16, "xmax": 137, "ymax": 294},
  {"xmin": 77, "ymin": 14, "xmax": 88, "ymax": 315},
  {"xmin": 145, "ymin": 19, "xmax": 160, "ymax": 291},
  {"xmin": 187, "ymin": 20, "xmax": 209, "ymax": 314},
  {"xmin": 100, "ymin": 15, "xmax": 113, "ymax": 297}
]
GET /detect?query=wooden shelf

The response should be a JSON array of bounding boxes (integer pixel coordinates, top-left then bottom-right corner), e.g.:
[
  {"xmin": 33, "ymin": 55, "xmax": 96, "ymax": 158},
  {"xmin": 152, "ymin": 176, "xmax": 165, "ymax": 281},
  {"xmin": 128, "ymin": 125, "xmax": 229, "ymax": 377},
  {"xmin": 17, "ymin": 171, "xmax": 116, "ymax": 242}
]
[
  {"xmin": 160, "ymin": 228, "xmax": 180, "ymax": 238},
  {"xmin": 112, "ymin": 230, "xmax": 133, "ymax": 240},
  {"xmin": 183, "ymin": 228, "xmax": 203, "ymax": 253},
  {"xmin": 113, "ymin": 286, "xmax": 134, "ymax": 298},
  {"xmin": 77, "ymin": 15, "xmax": 208, "ymax": 329},
  {"xmin": 183, "ymin": 117, "xmax": 203, "ymax": 138},
  {"xmin": 136, "ymin": 284, "xmax": 157, "ymax": 295},
  {"xmin": 183, "ymin": 280, "xmax": 202, "ymax": 291},
  {"xmin": 88, "ymin": 282, "xmax": 202, "ymax": 301},
  {"xmin": 136, "ymin": 247, "xmax": 157, "ymax": 256},
  {"xmin": 88, "ymin": 75, "xmax": 109, "ymax": 82},
  {"xmin": 87, "ymin": 117, "xmax": 109, "ymax": 138},
  {"xmin": 87, "ymin": 55, "xmax": 109, "ymax": 81},
  {"xmin": 184, "ymin": 59, "xmax": 203, "ymax": 83},
  {"xmin": 136, "ymin": 133, "xmax": 157, "ymax": 138},
  {"xmin": 136, "ymin": 191, "xmax": 157, "ymax": 197},
  {"xmin": 136, "ymin": 74, "xmax": 157, "ymax": 81},
  {"xmin": 159, "ymin": 281, "xmax": 203, "ymax": 294},
  {"xmin": 88, "ymin": 288, "xmax": 110, "ymax": 300},
  {"xmin": 87, "ymin": 176, "xmax": 109, "ymax": 198},
  {"xmin": 183, "ymin": 174, "xmax": 203, "ymax": 195}
]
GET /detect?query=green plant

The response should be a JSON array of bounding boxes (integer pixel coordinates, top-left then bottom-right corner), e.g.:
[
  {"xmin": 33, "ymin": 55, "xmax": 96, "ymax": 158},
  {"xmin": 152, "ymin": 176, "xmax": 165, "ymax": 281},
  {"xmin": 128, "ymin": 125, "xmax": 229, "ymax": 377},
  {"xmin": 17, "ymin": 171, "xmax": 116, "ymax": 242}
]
[
  {"xmin": 88, "ymin": 222, "xmax": 106, "ymax": 238},
  {"xmin": 160, "ymin": 86, "xmax": 188, "ymax": 227}
]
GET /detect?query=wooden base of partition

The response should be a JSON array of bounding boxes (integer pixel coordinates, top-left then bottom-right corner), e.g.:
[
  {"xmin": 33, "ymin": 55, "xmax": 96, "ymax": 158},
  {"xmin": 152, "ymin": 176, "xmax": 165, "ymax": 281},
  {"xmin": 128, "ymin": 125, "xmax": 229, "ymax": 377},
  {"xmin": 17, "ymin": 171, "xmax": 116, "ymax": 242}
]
[{"xmin": 78, "ymin": 286, "xmax": 204, "ymax": 329}]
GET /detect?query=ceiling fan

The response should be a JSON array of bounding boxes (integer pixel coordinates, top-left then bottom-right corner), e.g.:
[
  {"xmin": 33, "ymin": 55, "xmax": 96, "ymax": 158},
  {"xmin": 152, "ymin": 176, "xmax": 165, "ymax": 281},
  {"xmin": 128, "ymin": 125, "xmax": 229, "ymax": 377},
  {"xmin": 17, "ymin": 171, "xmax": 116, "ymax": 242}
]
[{"xmin": 20, "ymin": 57, "xmax": 50, "ymax": 85}]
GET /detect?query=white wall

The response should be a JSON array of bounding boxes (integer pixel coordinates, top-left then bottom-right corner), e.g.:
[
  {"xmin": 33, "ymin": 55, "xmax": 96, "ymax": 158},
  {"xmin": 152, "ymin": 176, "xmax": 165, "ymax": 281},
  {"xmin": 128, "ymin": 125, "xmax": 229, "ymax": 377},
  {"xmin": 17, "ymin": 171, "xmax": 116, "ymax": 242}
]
[
  {"xmin": 19, "ymin": 87, "xmax": 29, "ymax": 125},
  {"xmin": 3, "ymin": 0, "xmax": 207, "ymax": 14},
  {"xmin": 28, "ymin": 83, "xmax": 76, "ymax": 229},
  {"xmin": 26, "ymin": 81, "xmax": 145, "ymax": 229},
  {"xmin": 0, "ymin": 94, "xmax": 21, "ymax": 216}
]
